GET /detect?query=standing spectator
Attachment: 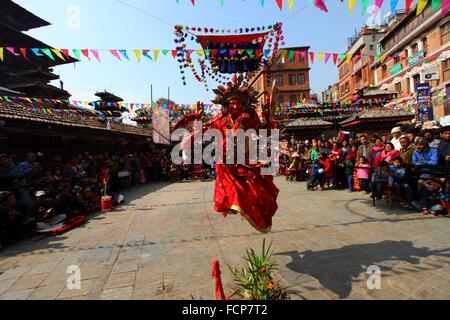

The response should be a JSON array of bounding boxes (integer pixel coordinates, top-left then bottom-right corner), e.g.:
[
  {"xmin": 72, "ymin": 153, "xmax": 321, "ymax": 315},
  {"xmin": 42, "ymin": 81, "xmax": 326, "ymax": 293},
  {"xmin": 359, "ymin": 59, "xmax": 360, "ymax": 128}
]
[
  {"xmin": 348, "ymin": 137, "xmax": 357, "ymax": 149},
  {"xmin": 343, "ymin": 155, "xmax": 355, "ymax": 192},
  {"xmin": 391, "ymin": 127, "xmax": 402, "ymax": 151},
  {"xmin": 438, "ymin": 126, "xmax": 450, "ymax": 167},
  {"xmin": 341, "ymin": 140, "xmax": 350, "ymax": 158},
  {"xmin": 310, "ymin": 145, "xmax": 320, "ymax": 164},
  {"xmin": 423, "ymin": 129, "xmax": 440, "ymax": 150},
  {"xmin": 19, "ymin": 153, "xmax": 42, "ymax": 184},
  {"xmin": 357, "ymin": 135, "xmax": 373, "ymax": 162},
  {"xmin": 319, "ymin": 153, "xmax": 334, "ymax": 190},
  {"xmin": 370, "ymin": 138, "xmax": 385, "ymax": 168},
  {"xmin": 405, "ymin": 127, "xmax": 418, "ymax": 146},
  {"xmin": 355, "ymin": 156, "xmax": 371, "ymax": 194},
  {"xmin": 347, "ymin": 145, "xmax": 358, "ymax": 162},
  {"xmin": 399, "ymin": 136, "xmax": 416, "ymax": 168}
]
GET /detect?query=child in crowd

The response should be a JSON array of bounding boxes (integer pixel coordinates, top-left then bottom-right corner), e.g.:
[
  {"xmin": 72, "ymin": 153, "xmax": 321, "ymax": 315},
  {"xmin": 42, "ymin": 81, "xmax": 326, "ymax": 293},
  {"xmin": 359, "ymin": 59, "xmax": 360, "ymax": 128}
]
[
  {"xmin": 371, "ymin": 161, "xmax": 393, "ymax": 200},
  {"xmin": 390, "ymin": 157, "xmax": 412, "ymax": 207},
  {"xmin": 319, "ymin": 153, "xmax": 334, "ymax": 190},
  {"xmin": 307, "ymin": 157, "xmax": 324, "ymax": 191},
  {"xmin": 343, "ymin": 155, "xmax": 355, "ymax": 192},
  {"xmin": 355, "ymin": 157, "xmax": 371, "ymax": 194}
]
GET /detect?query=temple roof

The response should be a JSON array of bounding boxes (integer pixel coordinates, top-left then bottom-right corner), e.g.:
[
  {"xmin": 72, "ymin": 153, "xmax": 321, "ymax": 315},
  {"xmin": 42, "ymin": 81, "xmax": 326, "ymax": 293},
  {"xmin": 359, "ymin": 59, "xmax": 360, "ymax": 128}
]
[
  {"xmin": 284, "ymin": 118, "xmax": 333, "ymax": 128},
  {"xmin": 0, "ymin": 1, "xmax": 50, "ymax": 32},
  {"xmin": 0, "ymin": 101, "xmax": 152, "ymax": 137},
  {"xmin": 340, "ymin": 110, "xmax": 416, "ymax": 127},
  {"xmin": 95, "ymin": 91, "xmax": 123, "ymax": 102}
]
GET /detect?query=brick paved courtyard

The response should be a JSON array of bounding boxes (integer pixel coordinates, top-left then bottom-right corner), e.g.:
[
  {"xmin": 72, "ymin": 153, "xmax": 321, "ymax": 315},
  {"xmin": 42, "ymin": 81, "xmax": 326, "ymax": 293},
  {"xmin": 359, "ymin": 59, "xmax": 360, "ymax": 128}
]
[{"xmin": 0, "ymin": 177, "xmax": 449, "ymax": 300}]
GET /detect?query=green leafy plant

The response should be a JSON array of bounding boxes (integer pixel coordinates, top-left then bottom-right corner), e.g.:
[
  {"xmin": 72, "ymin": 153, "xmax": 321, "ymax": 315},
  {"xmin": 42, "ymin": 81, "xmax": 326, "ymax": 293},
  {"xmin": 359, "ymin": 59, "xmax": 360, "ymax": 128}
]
[{"xmin": 228, "ymin": 239, "xmax": 289, "ymax": 300}]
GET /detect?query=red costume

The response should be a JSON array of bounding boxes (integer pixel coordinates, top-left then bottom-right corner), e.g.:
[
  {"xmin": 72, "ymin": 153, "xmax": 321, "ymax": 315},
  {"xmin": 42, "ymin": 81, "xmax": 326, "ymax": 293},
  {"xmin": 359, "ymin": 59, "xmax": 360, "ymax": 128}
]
[{"xmin": 174, "ymin": 75, "xmax": 279, "ymax": 233}]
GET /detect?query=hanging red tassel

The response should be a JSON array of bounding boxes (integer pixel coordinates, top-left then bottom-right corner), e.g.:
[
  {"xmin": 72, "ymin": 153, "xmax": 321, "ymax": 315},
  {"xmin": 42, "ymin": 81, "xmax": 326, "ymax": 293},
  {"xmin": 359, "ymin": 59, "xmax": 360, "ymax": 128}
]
[{"xmin": 212, "ymin": 260, "xmax": 226, "ymax": 300}]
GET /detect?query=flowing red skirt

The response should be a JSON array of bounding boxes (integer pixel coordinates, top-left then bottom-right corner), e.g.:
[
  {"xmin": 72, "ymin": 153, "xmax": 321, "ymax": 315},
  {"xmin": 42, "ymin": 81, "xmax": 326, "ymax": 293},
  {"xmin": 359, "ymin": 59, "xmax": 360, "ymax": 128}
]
[{"xmin": 213, "ymin": 164, "xmax": 279, "ymax": 233}]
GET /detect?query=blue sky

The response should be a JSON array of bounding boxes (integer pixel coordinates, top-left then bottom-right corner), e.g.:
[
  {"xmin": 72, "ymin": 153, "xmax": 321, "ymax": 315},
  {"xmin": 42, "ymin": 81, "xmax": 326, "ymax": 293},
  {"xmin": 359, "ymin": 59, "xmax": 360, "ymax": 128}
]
[{"xmin": 15, "ymin": 0, "xmax": 394, "ymax": 105}]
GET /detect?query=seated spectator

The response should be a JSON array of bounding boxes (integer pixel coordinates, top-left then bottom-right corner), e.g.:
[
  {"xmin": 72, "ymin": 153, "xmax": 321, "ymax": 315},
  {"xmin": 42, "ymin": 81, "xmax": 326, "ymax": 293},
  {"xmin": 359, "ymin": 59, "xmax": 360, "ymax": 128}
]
[
  {"xmin": 355, "ymin": 156, "xmax": 371, "ymax": 194},
  {"xmin": 0, "ymin": 191, "xmax": 21, "ymax": 246},
  {"xmin": 371, "ymin": 161, "xmax": 393, "ymax": 200},
  {"xmin": 54, "ymin": 185, "xmax": 85, "ymax": 217},
  {"xmin": 0, "ymin": 191, "xmax": 35, "ymax": 246},
  {"xmin": 390, "ymin": 157, "xmax": 412, "ymax": 207},
  {"xmin": 413, "ymin": 139, "xmax": 439, "ymax": 171},
  {"xmin": 36, "ymin": 169, "xmax": 54, "ymax": 189},
  {"xmin": 375, "ymin": 143, "xmax": 400, "ymax": 167},
  {"xmin": 13, "ymin": 177, "xmax": 34, "ymax": 217},
  {"xmin": 415, "ymin": 179, "xmax": 447, "ymax": 216},
  {"xmin": 83, "ymin": 187, "xmax": 100, "ymax": 213},
  {"xmin": 32, "ymin": 191, "xmax": 55, "ymax": 222},
  {"xmin": 0, "ymin": 154, "xmax": 24, "ymax": 189}
]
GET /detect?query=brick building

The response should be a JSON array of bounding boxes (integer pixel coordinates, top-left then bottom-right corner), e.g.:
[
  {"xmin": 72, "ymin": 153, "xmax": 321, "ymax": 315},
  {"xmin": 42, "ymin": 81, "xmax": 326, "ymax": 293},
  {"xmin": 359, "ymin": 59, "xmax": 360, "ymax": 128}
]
[
  {"xmin": 371, "ymin": 4, "xmax": 449, "ymax": 119},
  {"xmin": 321, "ymin": 83, "xmax": 339, "ymax": 103},
  {"xmin": 249, "ymin": 46, "xmax": 311, "ymax": 106},
  {"xmin": 338, "ymin": 26, "xmax": 386, "ymax": 102}
]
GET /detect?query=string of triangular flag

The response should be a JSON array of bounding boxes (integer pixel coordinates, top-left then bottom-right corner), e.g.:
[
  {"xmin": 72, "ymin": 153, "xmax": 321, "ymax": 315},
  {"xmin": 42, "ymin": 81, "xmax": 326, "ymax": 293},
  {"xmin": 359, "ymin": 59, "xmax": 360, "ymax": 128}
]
[
  {"xmin": 0, "ymin": 47, "xmax": 434, "ymax": 65},
  {"xmin": 175, "ymin": 0, "xmax": 449, "ymax": 16}
]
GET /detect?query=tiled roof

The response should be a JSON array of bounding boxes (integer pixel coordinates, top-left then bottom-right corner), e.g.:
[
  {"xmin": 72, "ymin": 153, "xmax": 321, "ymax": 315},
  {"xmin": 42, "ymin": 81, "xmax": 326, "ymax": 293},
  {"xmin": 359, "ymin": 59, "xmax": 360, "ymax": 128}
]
[
  {"xmin": 0, "ymin": 101, "xmax": 152, "ymax": 137},
  {"xmin": 284, "ymin": 118, "xmax": 333, "ymax": 128},
  {"xmin": 340, "ymin": 110, "xmax": 416, "ymax": 125}
]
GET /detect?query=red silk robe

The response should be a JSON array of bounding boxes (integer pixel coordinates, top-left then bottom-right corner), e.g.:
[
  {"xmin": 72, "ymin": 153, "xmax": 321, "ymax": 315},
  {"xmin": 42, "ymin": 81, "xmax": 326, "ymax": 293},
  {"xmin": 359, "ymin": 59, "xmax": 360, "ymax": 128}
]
[{"xmin": 205, "ymin": 109, "xmax": 279, "ymax": 233}]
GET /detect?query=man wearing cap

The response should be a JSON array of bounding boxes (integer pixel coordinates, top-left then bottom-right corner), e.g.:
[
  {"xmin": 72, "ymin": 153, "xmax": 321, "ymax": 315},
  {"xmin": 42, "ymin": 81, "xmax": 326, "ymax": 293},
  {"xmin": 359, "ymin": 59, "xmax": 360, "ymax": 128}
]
[
  {"xmin": 32, "ymin": 191, "xmax": 54, "ymax": 222},
  {"xmin": 391, "ymin": 127, "xmax": 402, "ymax": 151}
]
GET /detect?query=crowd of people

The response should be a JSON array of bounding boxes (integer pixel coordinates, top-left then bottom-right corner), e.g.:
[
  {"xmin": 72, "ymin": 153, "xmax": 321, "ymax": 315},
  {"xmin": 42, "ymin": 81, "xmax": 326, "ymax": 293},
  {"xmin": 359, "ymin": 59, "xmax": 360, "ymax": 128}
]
[
  {"xmin": 281, "ymin": 124, "xmax": 450, "ymax": 217},
  {"xmin": 0, "ymin": 146, "xmax": 172, "ymax": 246}
]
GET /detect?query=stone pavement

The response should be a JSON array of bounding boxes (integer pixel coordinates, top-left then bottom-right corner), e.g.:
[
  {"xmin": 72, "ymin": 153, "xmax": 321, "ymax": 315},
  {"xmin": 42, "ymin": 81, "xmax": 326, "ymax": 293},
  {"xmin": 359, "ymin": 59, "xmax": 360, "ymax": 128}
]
[{"xmin": 0, "ymin": 177, "xmax": 449, "ymax": 300}]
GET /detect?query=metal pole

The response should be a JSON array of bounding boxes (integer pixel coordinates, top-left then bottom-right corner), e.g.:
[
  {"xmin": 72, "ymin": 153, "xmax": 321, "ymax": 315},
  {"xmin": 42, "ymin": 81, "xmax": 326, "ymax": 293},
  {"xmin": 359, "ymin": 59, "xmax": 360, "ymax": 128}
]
[{"xmin": 168, "ymin": 87, "xmax": 170, "ymax": 102}]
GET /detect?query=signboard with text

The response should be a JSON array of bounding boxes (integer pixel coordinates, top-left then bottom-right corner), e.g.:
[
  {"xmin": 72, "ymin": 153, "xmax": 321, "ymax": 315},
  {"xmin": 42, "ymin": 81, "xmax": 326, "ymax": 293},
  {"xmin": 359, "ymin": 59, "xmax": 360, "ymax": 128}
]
[
  {"xmin": 389, "ymin": 62, "xmax": 403, "ymax": 76},
  {"xmin": 408, "ymin": 50, "xmax": 424, "ymax": 67},
  {"xmin": 416, "ymin": 82, "xmax": 433, "ymax": 121}
]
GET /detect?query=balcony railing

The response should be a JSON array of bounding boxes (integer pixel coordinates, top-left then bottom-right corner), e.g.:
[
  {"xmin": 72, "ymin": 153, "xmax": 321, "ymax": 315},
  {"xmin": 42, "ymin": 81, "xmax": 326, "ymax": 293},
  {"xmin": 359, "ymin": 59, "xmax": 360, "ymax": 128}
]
[{"xmin": 353, "ymin": 59, "xmax": 363, "ymax": 73}]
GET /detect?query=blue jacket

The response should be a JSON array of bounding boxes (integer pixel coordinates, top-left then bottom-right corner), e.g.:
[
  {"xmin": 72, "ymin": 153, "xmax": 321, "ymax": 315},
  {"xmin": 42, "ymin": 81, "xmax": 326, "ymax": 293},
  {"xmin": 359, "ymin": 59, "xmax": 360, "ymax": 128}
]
[{"xmin": 412, "ymin": 148, "xmax": 439, "ymax": 167}]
